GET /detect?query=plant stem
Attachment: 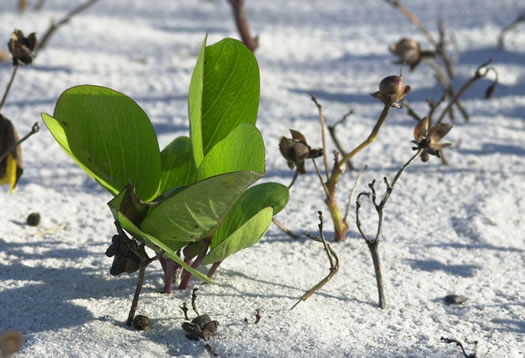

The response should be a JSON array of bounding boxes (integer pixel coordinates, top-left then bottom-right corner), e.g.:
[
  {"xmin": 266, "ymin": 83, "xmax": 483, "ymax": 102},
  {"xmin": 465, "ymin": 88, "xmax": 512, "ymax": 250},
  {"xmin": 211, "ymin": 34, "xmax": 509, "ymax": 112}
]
[
  {"xmin": 0, "ymin": 122, "xmax": 39, "ymax": 163},
  {"xmin": 36, "ymin": 0, "xmax": 99, "ymax": 54},
  {"xmin": 272, "ymin": 217, "xmax": 298, "ymax": 239},
  {"xmin": 207, "ymin": 261, "xmax": 222, "ymax": 279},
  {"xmin": 0, "ymin": 65, "xmax": 19, "ymax": 112},
  {"xmin": 230, "ymin": 0, "xmax": 258, "ymax": 52},
  {"xmin": 126, "ymin": 263, "xmax": 146, "ymax": 326},
  {"xmin": 178, "ymin": 237, "xmax": 211, "ymax": 289},
  {"xmin": 311, "ymin": 95, "xmax": 330, "ymax": 181},
  {"xmin": 366, "ymin": 240, "xmax": 385, "ymax": 309},
  {"xmin": 336, "ymin": 104, "xmax": 390, "ymax": 170}
]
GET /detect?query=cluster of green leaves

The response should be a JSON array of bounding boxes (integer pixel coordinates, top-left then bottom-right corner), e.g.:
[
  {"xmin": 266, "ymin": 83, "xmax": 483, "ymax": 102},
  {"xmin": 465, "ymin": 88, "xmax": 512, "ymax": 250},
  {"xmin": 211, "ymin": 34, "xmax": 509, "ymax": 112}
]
[{"xmin": 42, "ymin": 36, "xmax": 288, "ymax": 283}]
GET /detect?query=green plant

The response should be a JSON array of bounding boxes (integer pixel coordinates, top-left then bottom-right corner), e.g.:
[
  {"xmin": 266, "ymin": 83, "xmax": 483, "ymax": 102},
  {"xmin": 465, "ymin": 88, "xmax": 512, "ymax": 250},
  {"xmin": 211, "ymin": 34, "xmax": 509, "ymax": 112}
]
[{"xmin": 42, "ymin": 35, "xmax": 288, "ymax": 325}]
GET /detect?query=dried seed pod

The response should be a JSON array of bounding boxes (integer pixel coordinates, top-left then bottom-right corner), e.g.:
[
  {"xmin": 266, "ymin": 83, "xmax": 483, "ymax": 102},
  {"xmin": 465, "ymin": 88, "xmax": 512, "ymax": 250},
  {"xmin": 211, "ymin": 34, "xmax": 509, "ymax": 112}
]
[
  {"xmin": 0, "ymin": 331, "xmax": 23, "ymax": 357},
  {"xmin": 26, "ymin": 212, "xmax": 41, "ymax": 226},
  {"xmin": 372, "ymin": 75, "xmax": 411, "ymax": 108},
  {"xmin": 7, "ymin": 30, "xmax": 36, "ymax": 65},
  {"xmin": 389, "ymin": 38, "xmax": 422, "ymax": 69},
  {"xmin": 132, "ymin": 315, "xmax": 151, "ymax": 330}
]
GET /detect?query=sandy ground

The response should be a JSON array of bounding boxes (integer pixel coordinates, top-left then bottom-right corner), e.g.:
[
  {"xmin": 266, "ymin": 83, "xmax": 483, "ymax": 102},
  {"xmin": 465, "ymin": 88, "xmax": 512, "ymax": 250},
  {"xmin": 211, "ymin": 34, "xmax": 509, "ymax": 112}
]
[{"xmin": 0, "ymin": 0, "xmax": 524, "ymax": 357}]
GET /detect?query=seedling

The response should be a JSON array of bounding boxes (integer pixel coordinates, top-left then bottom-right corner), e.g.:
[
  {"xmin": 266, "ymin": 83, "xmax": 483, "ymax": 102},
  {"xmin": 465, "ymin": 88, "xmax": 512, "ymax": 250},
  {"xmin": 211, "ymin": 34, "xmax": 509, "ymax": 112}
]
[
  {"xmin": 356, "ymin": 117, "xmax": 452, "ymax": 308},
  {"xmin": 42, "ymin": 36, "xmax": 289, "ymax": 324}
]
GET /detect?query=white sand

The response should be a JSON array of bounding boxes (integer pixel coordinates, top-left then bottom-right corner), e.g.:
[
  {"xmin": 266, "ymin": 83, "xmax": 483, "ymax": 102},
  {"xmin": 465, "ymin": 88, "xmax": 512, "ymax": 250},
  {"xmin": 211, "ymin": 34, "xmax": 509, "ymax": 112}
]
[{"xmin": 0, "ymin": 1, "xmax": 524, "ymax": 357}]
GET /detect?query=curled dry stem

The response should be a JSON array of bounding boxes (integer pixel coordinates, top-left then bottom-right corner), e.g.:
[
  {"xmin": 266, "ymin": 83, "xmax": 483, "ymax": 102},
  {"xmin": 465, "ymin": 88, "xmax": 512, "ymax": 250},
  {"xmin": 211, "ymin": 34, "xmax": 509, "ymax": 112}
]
[
  {"xmin": 291, "ymin": 211, "xmax": 339, "ymax": 310},
  {"xmin": 440, "ymin": 337, "xmax": 478, "ymax": 358}
]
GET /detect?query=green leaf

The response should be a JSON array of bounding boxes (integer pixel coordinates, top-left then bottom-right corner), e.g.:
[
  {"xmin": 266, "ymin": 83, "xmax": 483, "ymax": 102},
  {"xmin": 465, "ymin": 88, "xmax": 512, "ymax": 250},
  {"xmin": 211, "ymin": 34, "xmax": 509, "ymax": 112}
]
[
  {"xmin": 201, "ymin": 38, "xmax": 260, "ymax": 154},
  {"xmin": 202, "ymin": 207, "xmax": 273, "ymax": 265},
  {"xmin": 108, "ymin": 188, "xmax": 212, "ymax": 284},
  {"xmin": 42, "ymin": 85, "xmax": 161, "ymax": 202},
  {"xmin": 139, "ymin": 171, "xmax": 263, "ymax": 249},
  {"xmin": 197, "ymin": 123, "xmax": 264, "ymax": 180},
  {"xmin": 201, "ymin": 182, "xmax": 289, "ymax": 264},
  {"xmin": 159, "ymin": 136, "xmax": 197, "ymax": 195},
  {"xmin": 188, "ymin": 35, "xmax": 207, "ymax": 168}
]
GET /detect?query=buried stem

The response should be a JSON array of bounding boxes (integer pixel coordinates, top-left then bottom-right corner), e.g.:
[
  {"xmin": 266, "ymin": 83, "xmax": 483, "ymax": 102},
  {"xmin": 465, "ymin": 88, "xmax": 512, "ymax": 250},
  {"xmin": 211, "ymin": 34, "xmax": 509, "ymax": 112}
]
[{"xmin": 126, "ymin": 263, "xmax": 146, "ymax": 326}]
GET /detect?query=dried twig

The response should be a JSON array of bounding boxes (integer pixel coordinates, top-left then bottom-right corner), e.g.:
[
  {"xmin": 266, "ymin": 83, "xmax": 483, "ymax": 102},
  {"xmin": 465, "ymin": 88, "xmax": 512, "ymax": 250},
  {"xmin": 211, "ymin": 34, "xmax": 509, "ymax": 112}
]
[
  {"xmin": 291, "ymin": 211, "xmax": 339, "ymax": 310},
  {"xmin": 272, "ymin": 217, "xmax": 298, "ymax": 239},
  {"xmin": 437, "ymin": 59, "xmax": 498, "ymax": 123},
  {"xmin": 311, "ymin": 95, "xmax": 330, "ymax": 181},
  {"xmin": 180, "ymin": 302, "xmax": 190, "ymax": 320},
  {"xmin": 191, "ymin": 288, "xmax": 200, "ymax": 316},
  {"xmin": 36, "ymin": 0, "xmax": 99, "ymax": 54},
  {"xmin": 355, "ymin": 149, "xmax": 423, "ymax": 308},
  {"xmin": 343, "ymin": 165, "xmax": 366, "ymax": 223},
  {"xmin": 0, "ymin": 122, "xmax": 39, "ymax": 163},
  {"xmin": 327, "ymin": 109, "xmax": 355, "ymax": 170},
  {"xmin": 229, "ymin": 0, "xmax": 258, "ymax": 52},
  {"xmin": 0, "ymin": 65, "xmax": 19, "ymax": 111},
  {"xmin": 385, "ymin": 0, "xmax": 437, "ymax": 45},
  {"xmin": 440, "ymin": 337, "xmax": 478, "ymax": 358},
  {"xmin": 254, "ymin": 309, "xmax": 261, "ymax": 324},
  {"xmin": 498, "ymin": 14, "xmax": 525, "ymax": 50}
]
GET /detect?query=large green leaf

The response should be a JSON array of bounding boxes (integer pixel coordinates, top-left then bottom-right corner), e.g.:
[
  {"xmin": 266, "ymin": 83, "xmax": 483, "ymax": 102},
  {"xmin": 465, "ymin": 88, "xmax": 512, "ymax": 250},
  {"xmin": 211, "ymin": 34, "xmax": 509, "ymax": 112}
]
[
  {"xmin": 108, "ymin": 188, "xmax": 212, "ymax": 284},
  {"xmin": 201, "ymin": 38, "xmax": 260, "ymax": 154},
  {"xmin": 197, "ymin": 123, "xmax": 264, "ymax": 180},
  {"xmin": 159, "ymin": 136, "xmax": 197, "ymax": 195},
  {"xmin": 206, "ymin": 182, "xmax": 289, "ymax": 255},
  {"xmin": 139, "ymin": 171, "xmax": 263, "ymax": 248},
  {"xmin": 202, "ymin": 207, "xmax": 273, "ymax": 265},
  {"xmin": 188, "ymin": 35, "xmax": 207, "ymax": 168},
  {"xmin": 42, "ymin": 85, "xmax": 161, "ymax": 201}
]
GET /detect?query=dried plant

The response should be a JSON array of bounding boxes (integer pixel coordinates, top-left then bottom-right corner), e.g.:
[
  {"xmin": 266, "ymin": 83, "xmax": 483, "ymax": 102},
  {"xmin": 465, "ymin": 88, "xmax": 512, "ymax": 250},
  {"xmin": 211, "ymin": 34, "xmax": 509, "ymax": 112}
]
[
  {"xmin": 498, "ymin": 14, "xmax": 525, "ymax": 50},
  {"xmin": 292, "ymin": 211, "xmax": 339, "ymax": 310},
  {"xmin": 229, "ymin": 0, "xmax": 258, "ymax": 52},
  {"xmin": 279, "ymin": 75, "xmax": 409, "ymax": 242},
  {"xmin": 385, "ymin": 0, "xmax": 499, "ymax": 123},
  {"xmin": 441, "ymin": 337, "xmax": 478, "ymax": 358},
  {"xmin": 355, "ymin": 118, "xmax": 452, "ymax": 308}
]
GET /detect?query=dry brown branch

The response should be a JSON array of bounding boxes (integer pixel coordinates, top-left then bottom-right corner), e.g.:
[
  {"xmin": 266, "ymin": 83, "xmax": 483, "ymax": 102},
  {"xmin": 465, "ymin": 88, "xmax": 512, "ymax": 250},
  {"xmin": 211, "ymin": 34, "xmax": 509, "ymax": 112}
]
[
  {"xmin": 498, "ymin": 14, "xmax": 525, "ymax": 50},
  {"xmin": 311, "ymin": 95, "xmax": 330, "ymax": 181},
  {"xmin": 36, "ymin": 0, "xmax": 99, "ymax": 54},
  {"xmin": 291, "ymin": 211, "xmax": 339, "ymax": 310},
  {"xmin": 385, "ymin": 0, "xmax": 437, "ymax": 45},
  {"xmin": 272, "ymin": 217, "xmax": 298, "ymax": 239},
  {"xmin": 230, "ymin": 0, "xmax": 258, "ymax": 52},
  {"xmin": 327, "ymin": 108, "xmax": 355, "ymax": 170}
]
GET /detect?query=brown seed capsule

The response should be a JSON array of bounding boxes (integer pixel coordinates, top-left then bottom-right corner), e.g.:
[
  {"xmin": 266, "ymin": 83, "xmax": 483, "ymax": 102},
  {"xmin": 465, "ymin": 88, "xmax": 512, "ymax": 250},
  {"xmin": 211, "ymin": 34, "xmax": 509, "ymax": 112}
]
[
  {"xmin": 0, "ymin": 331, "xmax": 23, "ymax": 357},
  {"xmin": 372, "ymin": 75, "xmax": 411, "ymax": 108},
  {"xmin": 7, "ymin": 29, "xmax": 36, "ymax": 65},
  {"xmin": 26, "ymin": 212, "xmax": 41, "ymax": 226},
  {"xmin": 132, "ymin": 315, "xmax": 151, "ymax": 330},
  {"xmin": 389, "ymin": 38, "xmax": 421, "ymax": 68}
]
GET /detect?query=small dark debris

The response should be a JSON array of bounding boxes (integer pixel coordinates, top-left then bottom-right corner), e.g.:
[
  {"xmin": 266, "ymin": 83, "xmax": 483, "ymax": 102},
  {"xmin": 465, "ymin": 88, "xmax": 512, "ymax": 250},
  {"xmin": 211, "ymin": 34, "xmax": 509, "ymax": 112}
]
[
  {"xmin": 182, "ymin": 314, "xmax": 219, "ymax": 341},
  {"xmin": 444, "ymin": 294, "xmax": 468, "ymax": 305},
  {"xmin": 26, "ymin": 212, "xmax": 41, "ymax": 226},
  {"xmin": 132, "ymin": 315, "xmax": 151, "ymax": 330}
]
